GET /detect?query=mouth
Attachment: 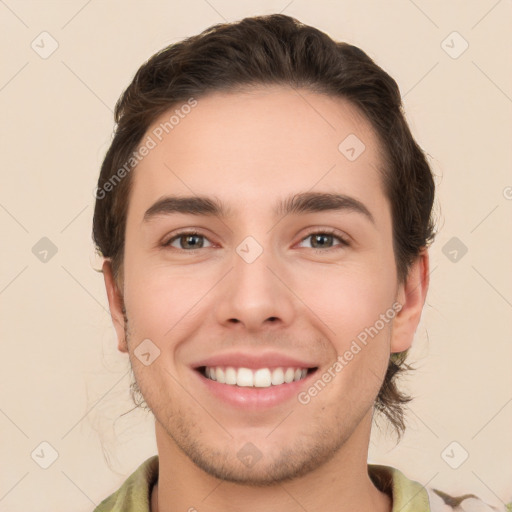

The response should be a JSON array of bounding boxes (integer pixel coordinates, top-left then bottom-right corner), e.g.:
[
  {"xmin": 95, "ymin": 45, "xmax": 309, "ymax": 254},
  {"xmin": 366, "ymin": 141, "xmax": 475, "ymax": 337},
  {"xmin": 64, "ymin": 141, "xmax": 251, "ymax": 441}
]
[
  {"xmin": 196, "ymin": 365, "xmax": 319, "ymax": 388},
  {"xmin": 191, "ymin": 353, "xmax": 321, "ymax": 409}
]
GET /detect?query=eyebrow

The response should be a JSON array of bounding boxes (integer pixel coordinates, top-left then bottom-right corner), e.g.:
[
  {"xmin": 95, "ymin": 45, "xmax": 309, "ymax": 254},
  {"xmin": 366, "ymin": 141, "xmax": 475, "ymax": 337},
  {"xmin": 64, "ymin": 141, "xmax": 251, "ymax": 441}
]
[{"xmin": 143, "ymin": 192, "xmax": 375, "ymax": 224}]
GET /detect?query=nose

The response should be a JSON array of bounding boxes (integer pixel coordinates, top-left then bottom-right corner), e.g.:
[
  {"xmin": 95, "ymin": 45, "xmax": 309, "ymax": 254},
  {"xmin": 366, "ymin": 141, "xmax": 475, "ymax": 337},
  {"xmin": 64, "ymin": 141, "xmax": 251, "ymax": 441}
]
[{"xmin": 214, "ymin": 242, "xmax": 296, "ymax": 332}]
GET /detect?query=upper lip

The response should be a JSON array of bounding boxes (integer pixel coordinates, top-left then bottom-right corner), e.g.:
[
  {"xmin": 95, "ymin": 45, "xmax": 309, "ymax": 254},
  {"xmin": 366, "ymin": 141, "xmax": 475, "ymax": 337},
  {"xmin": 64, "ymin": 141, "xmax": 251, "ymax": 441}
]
[{"xmin": 191, "ymin": 351, "xmax": 319, "ymax": 370}]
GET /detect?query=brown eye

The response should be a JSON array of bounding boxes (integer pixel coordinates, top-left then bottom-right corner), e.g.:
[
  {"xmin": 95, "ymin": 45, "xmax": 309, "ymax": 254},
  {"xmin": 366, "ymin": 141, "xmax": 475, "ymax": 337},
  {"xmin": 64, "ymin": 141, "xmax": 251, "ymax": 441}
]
[
  {"xmin": 163, "ymin": 231, "xmax": 212, "ymax": 250},
  {"xmin": 298, "ymin": 230, "xmax": 349, "ymax": 250}
]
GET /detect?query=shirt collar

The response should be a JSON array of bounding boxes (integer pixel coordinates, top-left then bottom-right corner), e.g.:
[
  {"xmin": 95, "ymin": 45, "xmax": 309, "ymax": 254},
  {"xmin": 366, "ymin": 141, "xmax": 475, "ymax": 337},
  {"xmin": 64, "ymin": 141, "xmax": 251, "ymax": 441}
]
[{"xmin": 95, "ymin": 456, "xmax": 431, "ymax": 512}]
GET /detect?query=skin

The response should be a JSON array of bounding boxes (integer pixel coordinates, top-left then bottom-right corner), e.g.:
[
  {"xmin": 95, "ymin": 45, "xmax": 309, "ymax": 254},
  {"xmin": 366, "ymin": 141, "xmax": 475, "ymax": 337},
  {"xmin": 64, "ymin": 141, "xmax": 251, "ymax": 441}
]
[{"xmin": 103, "ymin": 85, "xmax": 429, "ymax": 512}]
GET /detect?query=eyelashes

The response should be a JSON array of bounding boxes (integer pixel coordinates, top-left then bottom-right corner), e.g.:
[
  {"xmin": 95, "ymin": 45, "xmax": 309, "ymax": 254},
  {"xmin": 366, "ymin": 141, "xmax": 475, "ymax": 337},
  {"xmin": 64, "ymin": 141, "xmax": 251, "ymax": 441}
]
[
  {"xmin": 163, "ymin": 231, "xmax": 213, "ymax": 251},
  {"xmin": 298, "ymin": 229, "xmax": 350, "ymax": 250},
  {"xmin": 162, "ymin": 228, "xmax": 350, "ymax": 252}
]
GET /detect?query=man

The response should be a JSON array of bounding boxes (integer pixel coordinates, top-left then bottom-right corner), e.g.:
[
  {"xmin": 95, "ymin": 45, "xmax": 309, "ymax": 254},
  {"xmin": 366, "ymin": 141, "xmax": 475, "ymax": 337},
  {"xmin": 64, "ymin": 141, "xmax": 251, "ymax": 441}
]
[{"xmin": 92, "ymin": 13, "xmax": 504, "ymax": 512}]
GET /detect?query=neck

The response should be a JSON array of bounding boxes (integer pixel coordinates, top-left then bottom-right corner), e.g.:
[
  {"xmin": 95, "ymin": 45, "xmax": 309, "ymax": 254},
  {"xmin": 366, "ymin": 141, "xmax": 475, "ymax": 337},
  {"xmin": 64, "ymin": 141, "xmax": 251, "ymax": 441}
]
[{"xmin": 151, "ymin": 410, "xmax": 392, "ymax": 512}]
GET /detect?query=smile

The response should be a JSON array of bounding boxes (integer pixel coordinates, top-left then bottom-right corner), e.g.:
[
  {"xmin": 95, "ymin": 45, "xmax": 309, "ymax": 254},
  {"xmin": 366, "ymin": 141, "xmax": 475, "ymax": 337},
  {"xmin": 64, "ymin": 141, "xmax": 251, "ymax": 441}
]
[{"xmin": 199, "ymin": 366, "xmax": 316, "ymax": 387}]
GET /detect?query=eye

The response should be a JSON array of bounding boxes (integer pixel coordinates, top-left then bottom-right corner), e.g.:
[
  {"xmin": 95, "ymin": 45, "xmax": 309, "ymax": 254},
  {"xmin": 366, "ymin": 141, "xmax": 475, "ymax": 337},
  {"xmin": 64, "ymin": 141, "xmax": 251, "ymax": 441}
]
[
  {"xmin": 163, "ymin": 231, "xmax": 213, "ymax": 251},
  {"xmin": 161, "ymin": 228, "xmax": 350, "ymax": 252},
  {"xmin": 297, "ymin": 229, "xmax": 350, "ymax": 251}
]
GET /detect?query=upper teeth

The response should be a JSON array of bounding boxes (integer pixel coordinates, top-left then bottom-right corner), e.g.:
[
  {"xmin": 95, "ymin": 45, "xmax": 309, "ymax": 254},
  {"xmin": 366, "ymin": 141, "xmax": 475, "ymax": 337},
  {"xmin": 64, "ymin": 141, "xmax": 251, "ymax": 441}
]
[{"xmin": 204, "ymin": 366, "xmax": 308, "ymax": 387}]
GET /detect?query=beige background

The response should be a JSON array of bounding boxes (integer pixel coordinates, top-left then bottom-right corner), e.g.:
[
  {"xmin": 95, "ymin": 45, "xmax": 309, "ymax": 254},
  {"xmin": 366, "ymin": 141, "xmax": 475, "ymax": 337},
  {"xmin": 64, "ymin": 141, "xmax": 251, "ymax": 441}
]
[{"xmin": 1, "ymin": 1, "xmax": 511, "ymax": 510}]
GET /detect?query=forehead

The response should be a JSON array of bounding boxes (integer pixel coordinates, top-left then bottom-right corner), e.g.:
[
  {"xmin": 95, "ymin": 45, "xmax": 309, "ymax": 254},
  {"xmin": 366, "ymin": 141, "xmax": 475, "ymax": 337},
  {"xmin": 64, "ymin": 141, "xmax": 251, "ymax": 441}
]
[{"xmin": 127, "ymin": 86, "xmax": 389, "ymax": 223}]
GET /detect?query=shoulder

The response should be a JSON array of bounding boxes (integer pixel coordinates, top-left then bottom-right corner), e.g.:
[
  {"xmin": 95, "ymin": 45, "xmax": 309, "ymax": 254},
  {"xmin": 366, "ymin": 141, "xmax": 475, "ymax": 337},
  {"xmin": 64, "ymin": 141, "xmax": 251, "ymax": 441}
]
[
  {"xmin": 425, "ymin": 487, "xmax": 509, "ymax": 512},
  {"xmin": 93, "ymin": 455, "xmax": 159, "ymax": 512},
  {"xmin": 368, "ymin": 463, "xmax": 509, "ymax": 512}
]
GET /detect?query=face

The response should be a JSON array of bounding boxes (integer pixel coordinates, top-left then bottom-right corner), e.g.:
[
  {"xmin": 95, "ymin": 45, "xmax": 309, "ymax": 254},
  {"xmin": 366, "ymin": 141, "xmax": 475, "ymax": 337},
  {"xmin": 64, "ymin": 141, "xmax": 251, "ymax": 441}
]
[{"xmin": 104, "ymin": 86, "xmax": 426, "ymax": 485}]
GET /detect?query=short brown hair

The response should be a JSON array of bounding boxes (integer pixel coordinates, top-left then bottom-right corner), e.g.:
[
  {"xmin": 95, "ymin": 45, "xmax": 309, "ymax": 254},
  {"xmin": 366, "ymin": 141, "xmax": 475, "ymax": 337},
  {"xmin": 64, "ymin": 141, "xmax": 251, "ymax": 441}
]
[{"xmin": 93, "ymin": 13, "xmax": 436, "ymax": 440}]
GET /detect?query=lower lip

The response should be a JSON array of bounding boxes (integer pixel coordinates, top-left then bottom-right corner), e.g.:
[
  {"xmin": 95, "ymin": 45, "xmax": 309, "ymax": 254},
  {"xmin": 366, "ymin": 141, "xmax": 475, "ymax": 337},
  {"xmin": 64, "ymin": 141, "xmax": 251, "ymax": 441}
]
[{"xmin": 193, "ymin": 369, "xmax": 318, "ymax": 410}]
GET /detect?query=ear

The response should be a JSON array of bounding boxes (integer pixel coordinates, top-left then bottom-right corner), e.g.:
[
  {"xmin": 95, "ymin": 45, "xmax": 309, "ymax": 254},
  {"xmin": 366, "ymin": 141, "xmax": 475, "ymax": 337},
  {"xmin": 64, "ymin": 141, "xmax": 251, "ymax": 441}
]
[
  {"xmin": 102, "ymin": 260, "xmax": 128, "ymax": 353},
  {"xmin": 390, "ymin": 248, "xmax": 430, "ymax": 353}
]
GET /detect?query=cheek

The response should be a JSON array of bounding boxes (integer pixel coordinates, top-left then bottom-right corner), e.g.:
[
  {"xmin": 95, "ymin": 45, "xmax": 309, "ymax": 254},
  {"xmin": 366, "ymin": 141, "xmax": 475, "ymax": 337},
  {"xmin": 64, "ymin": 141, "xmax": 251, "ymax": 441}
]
[
  {"xmin": 123, "ymin": 257, "xmax": 212, "ymax": 342},
  {"xmin": 296, "ymin": 261, "xmax": 397, "ymax": 342},
  {"xmin": 122, "ymin": 228, "xmax": 398, "ymax": 344}
]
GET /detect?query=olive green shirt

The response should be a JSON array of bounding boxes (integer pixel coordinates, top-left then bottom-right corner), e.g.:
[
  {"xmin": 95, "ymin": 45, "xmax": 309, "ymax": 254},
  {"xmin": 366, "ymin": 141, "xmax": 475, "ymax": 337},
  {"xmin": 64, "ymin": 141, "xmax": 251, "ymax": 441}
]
[{"xmin": 93, "ymin": 455, "xmax": 506, "ymax": 512}]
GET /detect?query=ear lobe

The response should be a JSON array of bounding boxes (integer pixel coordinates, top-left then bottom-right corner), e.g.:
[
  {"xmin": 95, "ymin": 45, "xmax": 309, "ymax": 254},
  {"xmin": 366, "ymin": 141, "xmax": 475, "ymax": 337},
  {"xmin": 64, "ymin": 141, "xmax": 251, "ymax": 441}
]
[
  {"xmin": 102, "ymin": 260, "xmax": 128, "ymax": 353},
  {"xmin": 390, "ymin": 248, "xmax": 430, "ymax": 353}
]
